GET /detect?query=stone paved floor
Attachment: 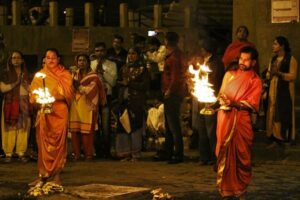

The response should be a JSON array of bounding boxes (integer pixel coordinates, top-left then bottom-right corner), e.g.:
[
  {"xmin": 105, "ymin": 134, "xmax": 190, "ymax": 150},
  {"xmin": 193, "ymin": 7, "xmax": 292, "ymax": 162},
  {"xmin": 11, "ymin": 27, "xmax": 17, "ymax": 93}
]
[{"xmin": 1, "ymin": 143, "xmax": 300, "ymax": 200}]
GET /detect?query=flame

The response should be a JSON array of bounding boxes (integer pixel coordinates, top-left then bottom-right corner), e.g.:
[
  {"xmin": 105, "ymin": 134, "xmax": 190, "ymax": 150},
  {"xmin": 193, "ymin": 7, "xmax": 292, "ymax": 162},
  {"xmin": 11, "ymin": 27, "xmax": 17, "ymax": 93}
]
[
  {"xmin": 188, "ymin": 64, "xmax": 217, "ymax": 103},
  {"xmin": 35, "ymin": 72, "xmax": 46, "ymax": 79},
  {"xmin": 199, "ymin": 63, "xmax": 211, "ymax": 73},
  {"xmin": 32, "ymin": 88, "xmax": 55, "ymax": 104}
]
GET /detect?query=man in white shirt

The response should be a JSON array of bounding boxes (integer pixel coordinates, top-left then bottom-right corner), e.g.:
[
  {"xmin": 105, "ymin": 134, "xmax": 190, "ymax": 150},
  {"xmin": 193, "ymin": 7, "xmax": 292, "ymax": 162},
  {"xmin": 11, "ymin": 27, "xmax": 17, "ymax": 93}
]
[{"xmin": 91, "ymin": 42, "xmax": 117, "ymax": 158}]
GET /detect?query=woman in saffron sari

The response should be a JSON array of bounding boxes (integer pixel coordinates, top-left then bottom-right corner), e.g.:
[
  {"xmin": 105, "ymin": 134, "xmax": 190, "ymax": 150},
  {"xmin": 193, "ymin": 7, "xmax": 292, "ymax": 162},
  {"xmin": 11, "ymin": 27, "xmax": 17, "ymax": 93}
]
[
  {"xmin": 28, "ymin": 48, "xmax": 73, "ymax": 196},
  {"xmin": 1, "ymin": 50, "xmax": 30, "ymax": 163},
  {"xmin": 69, "ymin": 54, "xmax": 106, "ymax": 161},
  {"xmin": 216, "ymin": 46, "xmax": 262, "ymax": 200}
]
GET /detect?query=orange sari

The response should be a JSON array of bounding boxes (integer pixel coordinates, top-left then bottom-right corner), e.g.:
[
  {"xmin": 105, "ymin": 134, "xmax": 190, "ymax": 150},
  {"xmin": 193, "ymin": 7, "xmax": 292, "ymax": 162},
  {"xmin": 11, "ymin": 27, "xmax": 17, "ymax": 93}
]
[
  {"xmin": 216, "ymin": 69, "xmax": 262, "ymax": 197},
  {"xmin": 30, "ymin": 65, "xmax": 73, "ymax": 178}
]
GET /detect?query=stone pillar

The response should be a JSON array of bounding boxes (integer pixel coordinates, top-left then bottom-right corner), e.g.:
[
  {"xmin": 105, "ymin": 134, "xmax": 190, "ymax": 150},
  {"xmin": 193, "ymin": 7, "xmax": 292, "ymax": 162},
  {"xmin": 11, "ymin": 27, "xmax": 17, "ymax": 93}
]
[
  {"xmin": 184, "ymin": 6, "xmax": 191, "ymax": 28},
  {"xmin": 12, "ymin": 0, "xmax": 21, "ymax": 25},
  {"xmin": 153, "ymin": 4, "xmax": 162, "ymax": 28},
  {"xmin": 65, "ymin": 8, "xmax": 73, "ymax": 26},
  {"xmin": 0, "ymin": 6, "xmax": 7, "ymax": 25},
  {"xmin": 49, "ymin": 1, "xmax": 58, "ymax": 26},
  {"xmin": 128, "ymin": 10, "xmax": 135, "ymax": 28},
  {"xmin": 84, "ymin": 2, "xmax": 94, "ymax": 27},
  {"xmin": 119, "ymin": 3, "xmax": 128, "ymax": 28}
]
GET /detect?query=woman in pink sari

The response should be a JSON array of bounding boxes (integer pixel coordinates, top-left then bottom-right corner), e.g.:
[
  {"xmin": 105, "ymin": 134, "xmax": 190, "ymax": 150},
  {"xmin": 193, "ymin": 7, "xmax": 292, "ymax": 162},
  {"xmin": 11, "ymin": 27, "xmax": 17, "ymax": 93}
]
[{"xmin": 216, "ymin": 46, "xmax": 262, "ymax": 200}]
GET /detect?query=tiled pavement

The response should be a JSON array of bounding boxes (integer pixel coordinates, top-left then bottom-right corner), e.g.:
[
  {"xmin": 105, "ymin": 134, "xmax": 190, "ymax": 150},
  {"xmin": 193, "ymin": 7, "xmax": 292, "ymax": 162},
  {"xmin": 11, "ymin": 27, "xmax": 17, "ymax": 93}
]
[{"xmin": 0, "ymin": 132, "xmax": 300, "ymax": 200}]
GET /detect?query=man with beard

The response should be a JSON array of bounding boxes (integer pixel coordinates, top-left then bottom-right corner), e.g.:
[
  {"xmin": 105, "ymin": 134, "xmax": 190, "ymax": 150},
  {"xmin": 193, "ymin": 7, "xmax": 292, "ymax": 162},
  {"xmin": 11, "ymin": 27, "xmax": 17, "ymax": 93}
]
[{"xmin": 216, "ymin": 46, "xmax": 262, "ymax": 200}]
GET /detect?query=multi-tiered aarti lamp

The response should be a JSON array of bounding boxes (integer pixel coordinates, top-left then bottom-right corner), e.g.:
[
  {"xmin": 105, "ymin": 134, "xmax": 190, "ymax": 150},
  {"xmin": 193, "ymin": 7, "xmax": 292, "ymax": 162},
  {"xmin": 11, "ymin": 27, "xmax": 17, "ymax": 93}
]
[
  {"xmin": 189, "ymin": 63, "xmax": 217, "ymax": 115},
  {"xmin": 32, "ymin": 72, "xmax": 55, "ymax": 114}
]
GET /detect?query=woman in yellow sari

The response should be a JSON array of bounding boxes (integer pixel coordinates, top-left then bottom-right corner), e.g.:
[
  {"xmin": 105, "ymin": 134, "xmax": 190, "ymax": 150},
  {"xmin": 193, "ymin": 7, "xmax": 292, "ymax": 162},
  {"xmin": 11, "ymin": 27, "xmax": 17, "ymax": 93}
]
[{"xmin": 69, "ymin": 54, "xmax": 106, "ymax": 161}]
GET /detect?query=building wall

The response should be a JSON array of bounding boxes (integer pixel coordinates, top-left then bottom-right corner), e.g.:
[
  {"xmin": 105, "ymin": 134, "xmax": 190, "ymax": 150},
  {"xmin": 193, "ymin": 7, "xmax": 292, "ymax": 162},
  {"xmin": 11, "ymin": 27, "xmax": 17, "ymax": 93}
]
[
  {"xmin": 233, "ymin": 0, "xmax": 300, "ymax": 131},
  {"xmin": 0, "ymin": 26, "xmax": 198, "ymax": 71},
  {"xmin": 233, "ymin": 0, "xmax": 300, "ymax": 79}
]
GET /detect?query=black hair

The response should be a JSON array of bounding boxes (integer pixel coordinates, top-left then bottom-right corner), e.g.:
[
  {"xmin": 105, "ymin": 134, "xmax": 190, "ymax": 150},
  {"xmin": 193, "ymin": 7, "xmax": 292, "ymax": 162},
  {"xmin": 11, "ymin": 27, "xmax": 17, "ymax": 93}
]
[
  {"xmin": 236, "ymin": 25, "xmax": 249, "ymax": 37},
  {"xmin": 240, "ymin": 46, "xmax": 258, "ymax": 60},
  {"xmin": 275, "ymin": 36, "xmax": 291, "ymax": 53},
  {"xmin": 165, "ymin": 31, "xmax": 179, "ymax": 46},
  {"xmin": 31, "ymin": 10, "xmax": 39, "ymax": 19},
  {"xmin": 75, "ymin": 53, "xmax": 90, "ymax": 65},
  {"xmin": 128, "ymin": 46, "xmax": 141, "ymax": 57},
  {"xmin": 113, "ymin": 34, "xmax": 124, "ymax": 43},
  {"xmin": 95, "ymin": 42, "xmax": 106, "ymax": 49},
  {"xmin": 6, "ymin": 50, "xmax": 27, "ymax": 76},
  {"xmin": 148, "ymin": 37, "xmax": 161, "ymax": 47},
  {"xmin": 45, "ymin": 48, "xmax": 61, "ymax": 58}
]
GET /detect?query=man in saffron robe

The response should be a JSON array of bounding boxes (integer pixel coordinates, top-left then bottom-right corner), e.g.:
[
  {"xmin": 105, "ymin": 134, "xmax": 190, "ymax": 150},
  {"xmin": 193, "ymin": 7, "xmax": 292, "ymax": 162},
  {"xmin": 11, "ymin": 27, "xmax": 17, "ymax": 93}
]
[
  {"xmin": 222, "ymin": 26, "xmax": 257, "ymax": 73},
  {"xmin": 28, "ymin": 48, "xmax": 73, "ymax": 196},
  {"xmin": 216, "ymin": 46, "xmax": 262, "ymax": 200}
]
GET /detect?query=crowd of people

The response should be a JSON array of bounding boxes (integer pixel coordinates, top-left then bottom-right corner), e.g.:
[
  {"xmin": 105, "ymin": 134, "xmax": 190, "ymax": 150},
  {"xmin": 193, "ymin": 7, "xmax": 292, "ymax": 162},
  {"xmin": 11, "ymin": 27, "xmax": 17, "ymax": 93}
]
[{"xmin": 0, "ymin": 26, "xmax": 298, "ymax": 199}]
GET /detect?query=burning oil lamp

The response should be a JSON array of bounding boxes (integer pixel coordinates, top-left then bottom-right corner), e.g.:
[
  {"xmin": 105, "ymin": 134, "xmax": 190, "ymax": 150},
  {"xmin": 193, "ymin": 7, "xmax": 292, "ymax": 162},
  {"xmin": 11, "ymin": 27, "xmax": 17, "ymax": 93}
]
[
  {"xmin": 188, "ymin": 63, "xmax": 217, "ymax": 115},
  {"xmin": 32, "ymin": 72, "xmax": 55, "ymax": 114}
]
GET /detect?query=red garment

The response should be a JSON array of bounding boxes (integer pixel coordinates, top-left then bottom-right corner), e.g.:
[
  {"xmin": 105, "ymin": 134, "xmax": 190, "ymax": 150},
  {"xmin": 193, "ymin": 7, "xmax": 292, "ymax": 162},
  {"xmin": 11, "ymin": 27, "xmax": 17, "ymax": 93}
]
[
  {"xmin": 222, "ymin": 40, "xmax": 255, "ymax": 69},
  {"xmin": 3, "ymin": 65, "xmax": 29, "ymax": 126},
  {"xmin": 80, "ymin": 71, "xmax": 107, "ymax": 107},
  {"xmin": 71, "ymin": 132, "xmax": 94, "ymax": 160},
  {"xmin": 4, "ymin": 100, "xmax": 19, "ymax": 125},
  {"xmin": 216, "ymin": 69, "xmax": 262, "ymax": 197},
  {"xmin": 162, "ymin": 47, "xmax": 187, "ymax": 97}
]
